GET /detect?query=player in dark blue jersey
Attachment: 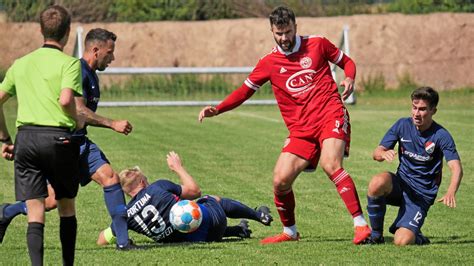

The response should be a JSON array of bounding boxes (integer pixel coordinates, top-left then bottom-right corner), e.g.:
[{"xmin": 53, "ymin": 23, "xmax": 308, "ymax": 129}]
[
  {"xmin": 0, "ymin": 28, "xmax": 137, "ymax": 250},
  {"xmin": 364, "ymin": 87, "xmax": 463, "ymax": 246},
  {"xmin": 96, "ymin": 151, "xmax": 273, "ymax": 246}
]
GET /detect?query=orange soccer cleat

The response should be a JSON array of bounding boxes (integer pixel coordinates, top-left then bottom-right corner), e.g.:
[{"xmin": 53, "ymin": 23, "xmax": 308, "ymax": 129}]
[
  {"xmin": 353, "ymin": 225, "xmax": 371, "ymax": 244},
  {"xmin": 260, "ymin": 232, "xmax": 300, "ymax": 244}
]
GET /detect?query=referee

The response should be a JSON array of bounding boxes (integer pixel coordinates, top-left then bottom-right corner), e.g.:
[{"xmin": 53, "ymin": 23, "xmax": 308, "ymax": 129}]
[{"xmin": 0, "ymin": 5, "xmax": 82, "ymax": 266}]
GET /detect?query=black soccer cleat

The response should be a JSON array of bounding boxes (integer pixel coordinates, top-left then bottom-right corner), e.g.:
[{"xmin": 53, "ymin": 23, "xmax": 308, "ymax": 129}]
[
  {"xmin": 415, "ymin": 232, "xmax": 430, "ymax": 245},
  {"xmin": 361, "ymin": 235, "xmax": 385, "ymax": 245},
  {"xmin": 0, "ymin": 203, "xmax": 13, "ymax": 244},
  {"xmin": 256, "ymin": 206, "xmax": 273, "ymax": 226},
  {"xmin": 237, "ymin": 219, "xmax": 252, "ymax": 238},
  {"xmin": 116, "ymin": 239, "xmax": 142, "ymax": 251}
]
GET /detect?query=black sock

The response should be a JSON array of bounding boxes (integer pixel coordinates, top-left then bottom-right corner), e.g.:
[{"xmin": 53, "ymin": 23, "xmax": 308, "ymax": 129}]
[
  {"xmin": 223, "ymin": 225, "xmax": 243, "ymax": 237},
  {"xmin": 27, "ymin": 222, "xmax": 44, "ymax": 266},
  {"xmin": 60, "ymin": 216, "xmax": 77, "ymax": 266},
  {"xmin": 219, "ymin": 198, "xmax": 259, "ymax": 221}
]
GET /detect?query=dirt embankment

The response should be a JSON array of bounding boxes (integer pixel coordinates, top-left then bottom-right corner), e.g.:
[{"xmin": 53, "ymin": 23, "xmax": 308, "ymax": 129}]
[{"xmin": 0, "ymin": 13, "xmax": 473, "ymax": 89}]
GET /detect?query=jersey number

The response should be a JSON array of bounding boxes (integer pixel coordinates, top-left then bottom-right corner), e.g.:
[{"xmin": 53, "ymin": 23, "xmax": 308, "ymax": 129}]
[{"xmin": 133, "ymin": 205, "xmax": 166, "ymax": 235}]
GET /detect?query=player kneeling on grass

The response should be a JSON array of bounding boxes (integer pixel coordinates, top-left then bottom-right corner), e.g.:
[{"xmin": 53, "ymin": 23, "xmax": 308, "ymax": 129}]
[
  {"xmin": 97, "ymin": 151, "xmax": 273, "ymax": 245},
  {"xmin": 364, "ymin": 87, "xmax": 463, "ymax": 246}
]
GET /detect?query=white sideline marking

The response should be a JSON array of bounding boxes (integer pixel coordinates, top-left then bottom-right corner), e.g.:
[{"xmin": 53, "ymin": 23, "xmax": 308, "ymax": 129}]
[
  {"xmin": 98, "ymin": 99, "xmax": 276, "ymax": 107},
  {"xmin": 101, "ymin": 66, "xmax": 254, "ymax": 74}
]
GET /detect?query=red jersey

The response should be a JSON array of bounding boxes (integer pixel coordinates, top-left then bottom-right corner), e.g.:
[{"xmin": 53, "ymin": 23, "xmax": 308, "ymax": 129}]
[{"xmin": 243, "ymin": 35, "xmax": 350, "ymax": 136}]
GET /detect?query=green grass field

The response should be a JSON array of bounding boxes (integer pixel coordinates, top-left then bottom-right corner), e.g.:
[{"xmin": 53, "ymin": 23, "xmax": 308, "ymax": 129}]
[{"xmin": 0, "ymin": 90, "xmax": 473, "ymax": 265}]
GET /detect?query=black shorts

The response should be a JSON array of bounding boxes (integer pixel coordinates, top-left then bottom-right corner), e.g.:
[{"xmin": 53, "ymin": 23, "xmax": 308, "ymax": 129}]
[{"xmin": 14, "ymin": 126, "xmax": 80, "ymax": 201}]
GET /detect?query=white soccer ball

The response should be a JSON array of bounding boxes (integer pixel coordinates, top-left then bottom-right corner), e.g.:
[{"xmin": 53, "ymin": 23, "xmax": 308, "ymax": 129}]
[{"xmin": 169, "ymin": 200, "xmax": 203, "ymax": 233}]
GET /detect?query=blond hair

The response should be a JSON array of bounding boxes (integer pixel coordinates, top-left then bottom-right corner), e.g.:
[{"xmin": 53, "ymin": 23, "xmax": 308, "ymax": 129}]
[{"xmin": 118, "ymin": 166, "xmax": 144, "ymax": 194}]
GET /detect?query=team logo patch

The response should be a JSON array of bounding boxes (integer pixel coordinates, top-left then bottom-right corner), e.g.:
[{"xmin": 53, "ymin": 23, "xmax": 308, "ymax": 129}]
[
  {"xmin": 425, "ymin": 141, "xmax": 435, "ymax": 154},
  {"xmin": 286, "ymin": 69, "xmax": 317, "ymax": 94},
  {"xmin": 300, "ymin": 57, "xmax": 312, "ymax": 69}
]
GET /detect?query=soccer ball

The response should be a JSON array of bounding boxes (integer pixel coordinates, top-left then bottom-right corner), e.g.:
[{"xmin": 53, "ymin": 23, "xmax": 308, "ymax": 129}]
[{"xmin": 169, "ymin": 200, "xmax": 203, "ymax": 233}]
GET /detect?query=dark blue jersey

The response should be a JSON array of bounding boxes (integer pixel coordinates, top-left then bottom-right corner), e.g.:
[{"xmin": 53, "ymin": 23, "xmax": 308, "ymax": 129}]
[
  {"xmin": 126, "ymin": 180, "xmax": 186, "ymax": 243},
  {"xmin": 75, "ymin": 58, "xmax": 100, "ymax": 136},
  {"xmin": 124, "ymin": 180, "xmax": 227, "ymax": 243},
  {"xmin": 380, "ymin": 118, "xmax": 460, "ymax": 203}
]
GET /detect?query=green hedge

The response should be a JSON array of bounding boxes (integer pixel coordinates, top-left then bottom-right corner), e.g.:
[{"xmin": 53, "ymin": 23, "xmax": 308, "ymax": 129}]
[
  {"xmin": 109, "ymin": 0, "xmax": 238, "ymax": 22},
  {"xmin": 388, "ymin": 0, "xmax": 474, "ymax": 13},
  {"xmin": 1, "ymin": 0, "xmax": 238, "ymax": 22},
  {"xmin": 2, "ymin": 0, "xmax": 472, "ymax": 23},
  {"xmin": 1, "ymin": 0, "xmax": 52, "ymax": 22}
]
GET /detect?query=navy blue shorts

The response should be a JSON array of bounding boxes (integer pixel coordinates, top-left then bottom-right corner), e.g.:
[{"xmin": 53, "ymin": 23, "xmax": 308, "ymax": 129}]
[
  {"xmin": 77, "ymin": 137, "xmax": 110, "ymax": 186},
  {"xmin": 386, "ymin": 173, "xmax": 431, "ymax": 235},
  {"xmin": 184, "ymin": 196, "xmax": 227, "ymax": 242}
]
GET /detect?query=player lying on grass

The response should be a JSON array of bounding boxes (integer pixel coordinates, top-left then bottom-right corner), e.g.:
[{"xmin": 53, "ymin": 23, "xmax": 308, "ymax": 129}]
[
  {"xmin": 364, "ymin": 87, "xmax": 463, "ymax": 246},
  {"xmin": 97, "ymin": 151, "xmax": 273, "ymax": 245}
]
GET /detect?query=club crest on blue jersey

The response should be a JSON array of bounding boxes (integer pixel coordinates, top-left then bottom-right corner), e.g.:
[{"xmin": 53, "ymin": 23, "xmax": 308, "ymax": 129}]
[{"xmin": 425, "ymin": 141, "xmax": 435, "ymax": 154}]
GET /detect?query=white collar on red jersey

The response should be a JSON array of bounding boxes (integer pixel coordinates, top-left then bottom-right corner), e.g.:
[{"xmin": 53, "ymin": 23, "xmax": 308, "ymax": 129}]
[{"xmin": 277, "ymin": 35, "xmax": 301, "ymax": 56}]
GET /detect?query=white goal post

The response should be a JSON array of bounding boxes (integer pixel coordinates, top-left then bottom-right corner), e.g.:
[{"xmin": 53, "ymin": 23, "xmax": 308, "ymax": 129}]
[
  {"xmin": 73, "ymin": 25, "xmax": 355, "ymax": 107},
  {"xmin": 331, "ymin": 25, "xmax": 356, "ymax": 105}
]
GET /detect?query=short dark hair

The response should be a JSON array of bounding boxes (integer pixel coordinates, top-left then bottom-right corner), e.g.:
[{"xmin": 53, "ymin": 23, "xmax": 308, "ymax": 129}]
[
  {"xmin": 411, "ymin": 87, "xmax": 439, "ymax": 109},
  {"xmin": 269, "ymin": 6, "xmax": 296, "ymax": 27},
  {"xmin": 40, "ymin": 5, "xmax": 71, "ymax": 41},
  {"xmin": 85, "ymin": 28, "xmax": 117, "ymax": 46}
]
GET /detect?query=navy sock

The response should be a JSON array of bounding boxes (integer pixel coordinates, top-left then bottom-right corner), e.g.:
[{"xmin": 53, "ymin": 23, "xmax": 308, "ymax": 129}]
[
  {"xmin": 60, "ymin": 216, "xmax": 77, "ymax": 266},
  {"xmin": 27, "ymin": 222, "xmax": 44, "ymax": 266},
  {"xmin": 367, "ymin": 196, "xmax": 386, "ymax": 239},
  {"xmin": 4, "ymin": 202, "xmax": 27, "ymax": 219},
  {"xmin": 219, "ymin": 198, "xmax": 259, "ymax": 221},
  {"xmin": 103, "ymin": 183, "xmax": 129, "ymax": 246}
]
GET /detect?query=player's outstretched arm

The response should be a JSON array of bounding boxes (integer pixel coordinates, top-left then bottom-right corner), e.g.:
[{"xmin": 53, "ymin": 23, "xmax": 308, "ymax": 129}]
[
  {"xmin": 166, "ymin": 151, "xmax": 201, "ymax": 199},
  {"xmin": 110, "ymin": 120, "xmax": 133, "ymax": 135},
  {"xmin": 74, "ymin": 96, "xmax": 133, "ymax": 135},
  {"xmin": 198, "ymin": 85, "xmax": 255, "ymax": 123},
  {"xmin": 437, "ymin": 159, "xmax": 463, "ymax": 208},
  {"xmin": 373, "ymin": 145, "xmax": 396, "ymax": 162},
  {"xmin": 198, "ymin": 106, "xmax": 219, "ymax": 122}
]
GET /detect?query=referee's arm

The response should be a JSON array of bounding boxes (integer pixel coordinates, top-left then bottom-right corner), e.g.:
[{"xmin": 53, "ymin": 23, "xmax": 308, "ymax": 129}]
[{"xmin": 0, "ymin": 91, "xmax": 14, "ymax": 160}]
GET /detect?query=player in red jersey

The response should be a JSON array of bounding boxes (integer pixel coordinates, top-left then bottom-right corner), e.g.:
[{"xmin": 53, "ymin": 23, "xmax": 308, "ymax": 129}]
[{"xmin": 198, "ymin": 6, "xmax": 370, "ymax": 244}]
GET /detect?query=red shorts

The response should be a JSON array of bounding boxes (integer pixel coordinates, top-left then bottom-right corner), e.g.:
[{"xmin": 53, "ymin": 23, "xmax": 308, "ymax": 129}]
[{"xmin": 282, "ymin": 107, "xmax": 351, "ymax": 170}]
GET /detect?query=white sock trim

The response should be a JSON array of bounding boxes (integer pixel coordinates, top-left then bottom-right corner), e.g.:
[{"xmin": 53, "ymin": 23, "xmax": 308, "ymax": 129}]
[
  {"xmin": 283, "ymin": 225, "xmax": 298, "ymax": 237},
  {"xmin": 353, "ymin": 215, "xmax": 368, "ymax": 227}
]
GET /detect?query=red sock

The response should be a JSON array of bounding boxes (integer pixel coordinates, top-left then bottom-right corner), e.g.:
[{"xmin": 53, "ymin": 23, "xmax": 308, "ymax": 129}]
[
  {"xmin": 274, "ymin": 189, "xmax": 296, "ymax": 227},
  {"xmin": 329, "ymin": 168, "xmax": 363, "ymax": 218}
]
